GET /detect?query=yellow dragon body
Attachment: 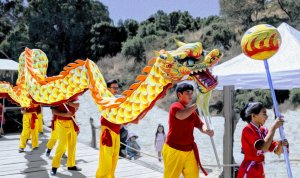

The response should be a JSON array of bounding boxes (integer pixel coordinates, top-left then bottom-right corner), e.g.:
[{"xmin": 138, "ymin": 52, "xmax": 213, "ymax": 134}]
[{"xmin": 0, "ymin": 40, "xmax": 221, "ymax": 124}]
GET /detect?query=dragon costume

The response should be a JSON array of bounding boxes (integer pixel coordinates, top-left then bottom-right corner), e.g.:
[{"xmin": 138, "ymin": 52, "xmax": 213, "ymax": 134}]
[
  {"xmin": 0, "ymin": 40, "xmax": 221, "ymax": 124},
  {"xmin": 0, "ymin": 40, "xmax": 222, "ymax": 176}
]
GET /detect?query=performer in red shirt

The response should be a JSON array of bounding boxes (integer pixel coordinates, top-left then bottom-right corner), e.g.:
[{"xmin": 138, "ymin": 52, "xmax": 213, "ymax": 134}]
[
  {"xmin": 50, "ymin": 98, "xmax": 81, "ymax": 175},
  {"xmin": 162, "ymin": 83, "xmax": 214, "ymax": 178},
  {"xmin": 237, "ymin": 102, "xmax": 288, "ymax": 178}
]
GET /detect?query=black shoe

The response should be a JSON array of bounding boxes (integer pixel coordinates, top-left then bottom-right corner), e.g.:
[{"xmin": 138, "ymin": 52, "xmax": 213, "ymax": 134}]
[
  {"xmin": 18, "ymin": 148, "xmax": 25, "ymax": 153},
  {"xmin": 67, "ymin": 166, "xmax": 82, "ymax": 171},
  {"xmin": 32, "ymin": 147, "xmax": 38, "ymax": 150},
  {"xmin": 50, "ymin": 167, "xmax": 57, "ymax": 175},
  {"xmin": 46, "ymin": 149, "xmax": 51, "ymax": 157}
]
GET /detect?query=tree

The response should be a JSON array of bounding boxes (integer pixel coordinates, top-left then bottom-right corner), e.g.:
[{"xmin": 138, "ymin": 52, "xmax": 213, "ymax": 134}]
[
  {"xmin": 137, "ymin": 22, "xmax": 156, "ymax": 38},
  {"xmin": 0, "ymin": 23, "xmax": 29, "ymax": 60},
  {"xmin": 154, "ymin": 10, "xmax": 170, "ymax": 32},
  {"xmin": 121, "ymin": 36, "xmax": 145, "ymax": 62},
  {"xmin": 25, "ymin": 0, "xmax": 111, "ymax": 75},
  {"xmin": 200, "ymin": 21, "xmax": 235, "ymax": 50},
  {"xmin": 90, "ymin": 22, "xmax": 127, "ymax": 59},
  {"xmin": 169, "ymin": 11, "xmax": 181, "ymax": 32},
  {"xmin": 175, "ymin": 11, "xmax": 194, "ymax": 33},
  {"xmin": 220, "ymin": 0, "xmax": 267, "ymax": 29},
  {"xmin": 277, "ymin": 0, "xmax": 300, "ymax": 23},
  {"xmin": 0, "ymin": 0, "xmax": 27, "ymax": 59},
  {"xmin": 123, "ymin": 19, "xmax": 139, "ymax": 37}
]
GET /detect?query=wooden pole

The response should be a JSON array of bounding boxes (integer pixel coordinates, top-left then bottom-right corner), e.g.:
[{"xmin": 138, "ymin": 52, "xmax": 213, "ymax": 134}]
[
  {"xmin": 90, "ymin": 117, "xmax": 97, "ymax": 149},
  {"xmin": 223, "ymin": 86, "xmax": 235, "ymax": 178}
]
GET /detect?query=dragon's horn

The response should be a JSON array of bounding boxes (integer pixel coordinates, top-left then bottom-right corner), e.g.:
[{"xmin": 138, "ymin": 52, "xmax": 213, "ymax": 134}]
[
  {"xmin": 166, "ymin": 52, "xmax": 174, "ymax": 62},
  {"xmin": 154, "ymin": 50, "xmax": 160, "ymax": 57},
  {"xmin": 175, "ymin": 39, "xmax": 186, "ymax": 47}
]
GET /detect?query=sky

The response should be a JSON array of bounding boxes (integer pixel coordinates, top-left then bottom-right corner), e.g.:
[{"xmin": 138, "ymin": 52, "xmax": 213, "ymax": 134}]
[{"xmin": 99, "ymin": 0, "xmax": 220, "ymax": 24}]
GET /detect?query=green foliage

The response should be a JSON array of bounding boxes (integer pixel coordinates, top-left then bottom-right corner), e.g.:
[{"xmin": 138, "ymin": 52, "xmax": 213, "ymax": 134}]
[
  {"xmin": 0, "ymin": 23, "xmax": 29, "ymax": 60},
  {"xmin": 289, "ymin": 89, "xmax": 300, "ymax": 105},
  {"xmin": 154, "ymin": 10, "xmax": 170, "ymax": 32},
  {"xmin": 277, "ymin": 0, "xmax": 300, "ymax": 24},
  {"xmin": 121, "ymin": 36, "xmax": 145, "ymax": 62},
  {"xmin": 220, "ymin": 0, "xmax": 300, "ymax": 30},
  {"xmin": 200, "ymin": 21, "xmax": 235, "ymax": 49},
  {"xmin": 0, "ymin": 0, "xmax": 27, "ymax": 58},
  {"xmin": 90, "ymin": 22, "xmax": 127, "ymax": 59},
  {"xmin": 25, "ymin": 0, "xmax": 111, "ymax": 75},
  {"xmin": 142, "ymin": 35, "xmax": 159, "ymax": 49},
  {"xmin": 220, "ymin": 0, "xmax": 268, "ymax": 29},
  {"xmin": 234, "ymin": 90, "xmax": 273, "ymax": 111},
  {"xmin": 123, "ymin": 19, "xmax": 139, "ymax": 37}
]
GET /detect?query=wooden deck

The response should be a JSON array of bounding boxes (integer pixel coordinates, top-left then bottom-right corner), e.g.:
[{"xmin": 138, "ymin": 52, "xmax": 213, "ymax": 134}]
[{"xmin": 0, "ymin": 133, "xmax": 163, "ymax": 178}]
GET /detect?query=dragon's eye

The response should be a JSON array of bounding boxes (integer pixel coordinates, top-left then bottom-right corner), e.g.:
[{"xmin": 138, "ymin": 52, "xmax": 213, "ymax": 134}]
[{"xmin": 187, "ymin": 58, "xmax": 195, "ymax": 66}]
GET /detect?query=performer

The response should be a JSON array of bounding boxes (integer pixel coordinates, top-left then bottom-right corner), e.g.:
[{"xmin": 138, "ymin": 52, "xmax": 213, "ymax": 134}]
[
  {"xmin": 50, "ymin": 98, "xmax": 81, "ymax": 175},
  {"xmin": 19, "ymin": 105, "xmax": 40, "ymax": 152},
  {"xmin": 46, "ymin": 110, "xmax": 67, "ymax": 158},
  {"xmin": 46, "ymin": 114, "xmax": 68, "ymax": 158},
  {"xmin": 96, "ymin": 79, "xmax": 122, "ymax": 178},
  {"xmin": 37, "ymin": 105, "xmax": 44, "ymax": 134},
  {"xmin": 162, "ymin": 83, "xmax": 214, "ymax": 178},
  {"xmin": 46, "ymin": 113, "xmax": 58, "ymax": 156},
  {"xmin": 237, "ymin": 102, "xmax": 288, "ymax": 178}
]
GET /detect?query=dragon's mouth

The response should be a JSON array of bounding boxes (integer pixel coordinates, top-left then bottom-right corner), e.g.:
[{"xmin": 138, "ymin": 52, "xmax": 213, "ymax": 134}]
[{"xmin": 190, "ymin": 69, "xmax": 218, "ymax": 93}]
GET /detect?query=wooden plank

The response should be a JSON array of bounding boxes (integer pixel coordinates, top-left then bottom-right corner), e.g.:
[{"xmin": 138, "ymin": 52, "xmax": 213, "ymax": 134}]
[
  {"xmin": 223, "ymin": 85, "xmax": 235, "ymax": 178},
  {"xmin": 0, "ymin": 132, "xmax": 163, "ymax": 178}
]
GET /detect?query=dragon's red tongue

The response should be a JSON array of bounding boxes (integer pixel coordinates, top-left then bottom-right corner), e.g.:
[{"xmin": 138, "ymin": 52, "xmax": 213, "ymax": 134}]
[{"xmin": 191, "ymin": 69, "xmax": 217, "ymax": 88}]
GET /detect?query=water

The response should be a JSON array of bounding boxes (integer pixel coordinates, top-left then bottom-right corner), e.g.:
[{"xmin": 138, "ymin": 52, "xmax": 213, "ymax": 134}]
[{"xmin": 43, "ymin": 91, "xmax": 300, "ymax": 178}]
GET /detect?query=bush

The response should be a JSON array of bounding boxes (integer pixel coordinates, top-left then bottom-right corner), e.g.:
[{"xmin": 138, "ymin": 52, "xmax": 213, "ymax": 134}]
[
  {"xmin": 234, "ymin": 90, "xmax": 273, "ymax": 111},
  {"xmin": 121, "ymin": 36, "xmax": 145, "ymax": 62},
  {"xmin": 289, "ymin": 88, "xmax": 300, "ymax": 105},
  {"xmin": 97, "ymin": 53, "xmax": 146, "ymax": 91}
]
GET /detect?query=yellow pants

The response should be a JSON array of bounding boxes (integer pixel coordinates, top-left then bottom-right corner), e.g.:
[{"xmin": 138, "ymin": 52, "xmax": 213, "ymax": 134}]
[
  {"xmin": 37, "ymin": 113, "xmax": 43, "ymax": 133},
  {"xmin": 96, "ymin": 126, "xmax": 120, "ymax": 178},
  {"xmin": 52, "ymin": 120, "xmax": 77, "ymax": 168},
  {"xmin": 46, "ymin": 120, "xmax": 58, "ymax": 150},
  {"xmin": 162, "ymin": 144, "xmax": 199, "ymax": 178},
  {"xmin": 19, "ymin": 112, "xmax": 39, "ymax": 149}
]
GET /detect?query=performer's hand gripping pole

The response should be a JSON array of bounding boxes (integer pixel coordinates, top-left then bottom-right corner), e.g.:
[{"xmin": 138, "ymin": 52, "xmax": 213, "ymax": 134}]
[
  {"xmin": 196, "ymin": 90, "xmax": 221, "ymax": 169},
  {"xmin": 264, "ymin": 60, "xmax": 293, "ymax": 178}
]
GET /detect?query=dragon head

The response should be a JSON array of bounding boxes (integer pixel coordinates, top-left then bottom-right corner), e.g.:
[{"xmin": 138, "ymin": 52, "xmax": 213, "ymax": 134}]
[{"xmin": 156, "ymin": 40, "xmax": 222, "ymax": 93}]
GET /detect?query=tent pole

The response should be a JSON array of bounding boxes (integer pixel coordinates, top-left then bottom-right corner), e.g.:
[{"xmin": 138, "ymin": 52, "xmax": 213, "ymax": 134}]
[{"xmin": 264, "ymin": 60, "xmax": 293, "ymax": 178}]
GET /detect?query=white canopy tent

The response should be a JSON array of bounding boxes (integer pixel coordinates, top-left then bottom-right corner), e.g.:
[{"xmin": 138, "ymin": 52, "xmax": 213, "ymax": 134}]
[
  {"xmin": 0, "ymin": 59, "xmax": 19, "ymax": 135},
  {"xmin": 0, "ymin": 59, "xmax": 19, "ymax": 71},
  {"xmin": 213, "ymin": 23, "xmax": 300, "ymax": 90}
]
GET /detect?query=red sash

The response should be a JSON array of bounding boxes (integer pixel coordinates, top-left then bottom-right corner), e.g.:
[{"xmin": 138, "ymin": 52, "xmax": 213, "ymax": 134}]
[
  {"xmin": 26, "ymin": 107, "xmax": 39, "ymax": 129},
  {"xmin": 101, "ymin": 129, "xmax": 113, "ymax": 147},
  {"xmin": 193, "ymin": 142, "xmax": 208, "ymax": 176},
  {"xmin": 54, "ymin": 105, "xmax": 79, "ymax": 132}
]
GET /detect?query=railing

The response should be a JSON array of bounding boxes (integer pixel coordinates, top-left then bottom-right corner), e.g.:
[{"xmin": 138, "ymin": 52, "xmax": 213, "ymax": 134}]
[{"xmin": 88, "ymin": 117, "xmax": 299, "ymax": 169}]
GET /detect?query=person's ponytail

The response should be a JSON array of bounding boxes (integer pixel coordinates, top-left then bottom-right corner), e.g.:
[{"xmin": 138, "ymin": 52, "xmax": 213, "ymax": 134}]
[{"xmin": 240, "ymin": 104, "xmax": 251, "ymax": 123}]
